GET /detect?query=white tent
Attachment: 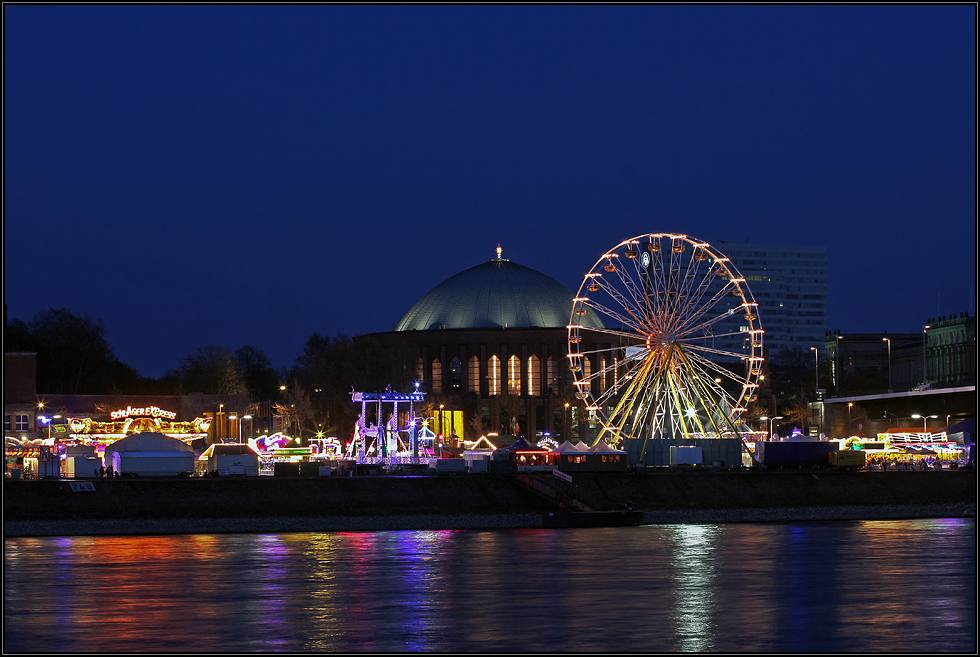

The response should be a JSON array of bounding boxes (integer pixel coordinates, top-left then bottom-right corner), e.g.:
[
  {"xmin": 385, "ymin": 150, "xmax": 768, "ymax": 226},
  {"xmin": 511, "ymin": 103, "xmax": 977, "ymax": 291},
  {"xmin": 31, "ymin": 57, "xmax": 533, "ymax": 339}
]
[
  {"xmin": 103, "ymin": 432, "xmax": 195, "ymax": 476},
  {"xmin": 555, "ymin": 440, "xmax": 588, "ymax": 453},
  {"xmin": 574, "ymin": 441, "xmax": 590, "ymax": 451},
  {"xmin": 590, "ymin": 440, "xmax": 627, "ymax": 454}
]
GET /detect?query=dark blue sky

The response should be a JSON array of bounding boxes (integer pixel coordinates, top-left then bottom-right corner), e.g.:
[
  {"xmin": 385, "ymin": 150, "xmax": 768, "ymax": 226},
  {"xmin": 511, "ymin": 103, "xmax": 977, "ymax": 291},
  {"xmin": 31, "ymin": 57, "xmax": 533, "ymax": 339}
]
[{"xmin": 4, "ymin": 5, "xmax": 976, "ymax": 379}]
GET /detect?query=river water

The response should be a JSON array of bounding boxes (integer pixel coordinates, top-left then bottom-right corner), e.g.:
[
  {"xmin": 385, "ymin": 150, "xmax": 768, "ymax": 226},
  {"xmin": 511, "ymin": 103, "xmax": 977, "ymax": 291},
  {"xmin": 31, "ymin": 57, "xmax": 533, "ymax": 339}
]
[{"xmin": 4, "ymin": 518, "xmax": 975, "ymax": 653}]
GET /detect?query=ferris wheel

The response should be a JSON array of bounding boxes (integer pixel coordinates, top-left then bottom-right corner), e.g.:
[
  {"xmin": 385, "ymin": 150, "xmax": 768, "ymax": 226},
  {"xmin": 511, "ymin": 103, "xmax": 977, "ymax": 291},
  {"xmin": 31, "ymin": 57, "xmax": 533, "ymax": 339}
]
[{"xmin": 567, "ymin": 234, "xmax": 763, "ymax": 451}]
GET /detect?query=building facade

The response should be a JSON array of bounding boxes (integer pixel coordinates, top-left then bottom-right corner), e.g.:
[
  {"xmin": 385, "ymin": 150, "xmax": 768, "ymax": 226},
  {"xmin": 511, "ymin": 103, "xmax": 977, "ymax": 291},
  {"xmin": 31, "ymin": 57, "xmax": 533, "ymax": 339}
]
[
  {"xmin": 4, "ymin": 353, "xmax": 39, "ymax": 443},
  {"xmin": 825, "ymin": 312, "xmax": 975, "ymax": 395},
  {"xmin": 358, "ymin": 249, "xmax": 610, "ymax": 444},
  {"xmin": 711, "ymin": 241, "xmax": 827, "ymax": 360},
  {"xmin": 924, "ymin": 312, "xmax": 976, "ymax": 389}
]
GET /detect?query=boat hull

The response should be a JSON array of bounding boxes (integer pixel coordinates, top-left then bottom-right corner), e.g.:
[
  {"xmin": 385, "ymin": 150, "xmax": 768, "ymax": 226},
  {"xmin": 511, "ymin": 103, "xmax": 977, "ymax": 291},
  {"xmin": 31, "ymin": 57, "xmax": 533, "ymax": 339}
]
[{"xmin": 542, "ymin": 510, "xmax": 645, "ymax": 528}]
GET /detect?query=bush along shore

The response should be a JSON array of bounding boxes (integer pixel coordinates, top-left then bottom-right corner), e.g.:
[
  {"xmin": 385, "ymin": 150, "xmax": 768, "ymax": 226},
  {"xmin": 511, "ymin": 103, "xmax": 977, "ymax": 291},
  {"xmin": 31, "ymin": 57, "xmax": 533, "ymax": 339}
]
[{"xmin": 4, "ymin": 470, "xmax": 976, "ymax": 538}]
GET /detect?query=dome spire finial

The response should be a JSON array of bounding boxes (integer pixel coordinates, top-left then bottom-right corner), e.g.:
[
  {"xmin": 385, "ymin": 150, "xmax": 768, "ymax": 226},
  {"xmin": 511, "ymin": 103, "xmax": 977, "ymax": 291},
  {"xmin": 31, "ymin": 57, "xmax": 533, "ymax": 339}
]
[{"xmin": 496, "ymin": 244, "xmax": 503, "ymax": 260}]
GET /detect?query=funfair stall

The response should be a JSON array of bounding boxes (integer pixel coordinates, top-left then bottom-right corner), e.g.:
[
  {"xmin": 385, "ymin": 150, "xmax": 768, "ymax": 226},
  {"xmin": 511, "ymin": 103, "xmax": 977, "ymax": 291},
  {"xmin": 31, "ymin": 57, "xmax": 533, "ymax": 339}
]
[{"xmin": 103, "ymin": 432, "xmax": 196, "ymax": 477}]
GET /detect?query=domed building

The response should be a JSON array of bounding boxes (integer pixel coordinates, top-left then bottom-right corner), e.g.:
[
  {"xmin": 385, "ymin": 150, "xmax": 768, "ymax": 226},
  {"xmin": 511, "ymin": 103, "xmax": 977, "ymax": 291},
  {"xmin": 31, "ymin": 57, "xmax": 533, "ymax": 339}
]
[
  {"xmin": 394, "ymin": 248, "xmax": 605, "ymax": 333},
  {"xmin": 355, "ymin": 247, "xmax": 608, "ymax": 445}
]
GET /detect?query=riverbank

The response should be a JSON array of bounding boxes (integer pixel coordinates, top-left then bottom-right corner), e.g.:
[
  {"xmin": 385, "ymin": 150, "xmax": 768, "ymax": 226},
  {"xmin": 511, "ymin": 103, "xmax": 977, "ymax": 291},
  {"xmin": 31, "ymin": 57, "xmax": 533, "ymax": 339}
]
[{"xmin": 4, "ymin": 470, "xmax": 975, "ymax": 537}]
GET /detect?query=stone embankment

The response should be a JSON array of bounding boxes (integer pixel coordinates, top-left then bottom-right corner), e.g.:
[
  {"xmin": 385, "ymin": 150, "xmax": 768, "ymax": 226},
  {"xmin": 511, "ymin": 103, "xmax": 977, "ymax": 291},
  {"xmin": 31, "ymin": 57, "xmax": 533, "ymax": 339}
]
[{"xmin": 4, "ymin": 470, "xmax": 975, "ymax": 537}]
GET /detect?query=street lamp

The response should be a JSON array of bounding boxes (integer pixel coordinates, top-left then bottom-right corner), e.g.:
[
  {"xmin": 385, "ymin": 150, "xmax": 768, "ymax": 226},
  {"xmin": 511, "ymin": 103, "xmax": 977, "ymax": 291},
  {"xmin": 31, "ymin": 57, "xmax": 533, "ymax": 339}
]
[
  {"xmin": 922, "ymin": 325, "xmax": 930, "ymax": 387},
  {"xmin": 911, "ymin": 414, "xmax": 938, "ymax": 434},
  {"xmin": 241, "ymin": 415, "xmax": 252, "ymax": 443},
  {"xmin": 769, "ymin": 416, "xmax": 783, "ymax": 441},
  {"xmin": 38, "ymin": 415, "xmax": 62, "ymax": 441},
  {"xmin": 810, "ymin": 346, "xmax": 819, "ymax": 392},
  {"xmin": 760, "ymin": 416, "xmax": 782, "ymax": 441},
  {"xmin": 882, "ymin": 337, "xmax": 892, "ymax": 392},
  {"xmin": 835, "ymin": 334, "xmax": 843, "ymax": 393}
]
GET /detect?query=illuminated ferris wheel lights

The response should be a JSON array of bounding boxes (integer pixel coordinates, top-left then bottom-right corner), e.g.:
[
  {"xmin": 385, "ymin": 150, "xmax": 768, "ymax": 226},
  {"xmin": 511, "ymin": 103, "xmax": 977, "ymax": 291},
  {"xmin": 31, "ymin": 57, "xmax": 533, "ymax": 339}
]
[{"xmin": 570, "ymin": 233, "xmax": 762, "ymax": 445}]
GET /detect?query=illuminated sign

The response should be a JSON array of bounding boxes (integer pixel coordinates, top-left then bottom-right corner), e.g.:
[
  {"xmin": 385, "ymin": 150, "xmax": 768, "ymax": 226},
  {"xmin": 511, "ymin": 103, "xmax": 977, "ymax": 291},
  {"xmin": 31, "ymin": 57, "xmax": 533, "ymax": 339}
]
[{"xmin": 110, "ymin": 406, "xmax": 177, "ymax": 421}]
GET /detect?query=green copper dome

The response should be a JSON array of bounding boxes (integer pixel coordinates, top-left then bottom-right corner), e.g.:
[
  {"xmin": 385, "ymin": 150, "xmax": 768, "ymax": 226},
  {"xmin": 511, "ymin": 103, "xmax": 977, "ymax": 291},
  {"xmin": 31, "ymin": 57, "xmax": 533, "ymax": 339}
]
[{"xmin": 395, "ymin": 251, "xmax": 606, "ymax": 331}]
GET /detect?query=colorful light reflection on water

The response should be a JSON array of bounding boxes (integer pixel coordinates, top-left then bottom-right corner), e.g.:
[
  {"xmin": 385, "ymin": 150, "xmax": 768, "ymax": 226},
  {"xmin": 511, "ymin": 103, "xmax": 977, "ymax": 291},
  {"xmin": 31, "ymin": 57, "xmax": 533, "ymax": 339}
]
[{"xmin": 4, "ymin": 519, "xmax": 975, "ymax": 652}]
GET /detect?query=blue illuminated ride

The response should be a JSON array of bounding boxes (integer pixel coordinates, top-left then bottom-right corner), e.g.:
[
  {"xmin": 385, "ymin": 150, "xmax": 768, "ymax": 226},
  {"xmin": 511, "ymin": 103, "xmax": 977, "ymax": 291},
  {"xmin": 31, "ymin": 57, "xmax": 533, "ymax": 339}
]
[{"xmin": 347, "ymin": 388, "xmax": 427, "ymax": 465}]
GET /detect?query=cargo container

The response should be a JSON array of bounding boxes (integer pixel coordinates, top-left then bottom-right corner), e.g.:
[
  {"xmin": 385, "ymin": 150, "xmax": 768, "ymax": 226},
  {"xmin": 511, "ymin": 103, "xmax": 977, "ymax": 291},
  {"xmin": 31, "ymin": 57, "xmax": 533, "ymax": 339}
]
[
  {"xmin": 670, "ymin": 445, "xmax": 702, "ymax": 466},
  {"xmin": 274, "ymin": 462, "xmax": 300, "ymax": 477},
  {"xmin": 758, "ymin": 441, "xmax": 833, "ymax": 469},
  {"xmin": 201, "ymin": 444, "xmax": 260, "ymax": 476},
  {"xmin": 624, "ymin": 437, "xmax": 743, "ymax": 467},
  {"xmin": 830, "ymin": 450, "xmax": 866, "ymax": 470},
  {"xmin": 431, "ymin": 458, "xmax": 466, "ymax": 474},
  {"xmin": 488, "ymin": 459, "xmax": 513, "ymax": 475},
  {"xmin": 64, "ymin": 455, "xmax": 102, "ymax": 478}
]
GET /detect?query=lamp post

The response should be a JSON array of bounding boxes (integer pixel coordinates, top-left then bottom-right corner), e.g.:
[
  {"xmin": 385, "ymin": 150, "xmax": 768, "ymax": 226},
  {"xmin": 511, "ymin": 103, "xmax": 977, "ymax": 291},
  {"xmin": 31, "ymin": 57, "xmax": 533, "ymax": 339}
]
[
  {"xmin": 835, "ymin": 334, "xmax": 843, "ymax": 393},
  {"xmin": 809, "ymin": 346, "xmax": 819, "ymax": 391},
  {"xmin": 768, "ymin": 416, "xmax": 783, "ymax": 441},
  {"xmin": 922, "ymin": 325, "xmax": 930, "ymax": 387},
  {"xmin": 911, "ymin": 414, "xmax": 938, "ymax": 434},
  {"xmin": 38, "ymin": 415, "xmax": 62, "ymax": 441},
  {"xmin": 565, "ymin": 402, "xmax": 570, "ymax": 440},
  {"xmin": 882, "ymin": 337, "xmax": 892, "ymax": 392},
  {"xmin": 241, "ymin": 415, "xmax": 252, "ymax": 443}
]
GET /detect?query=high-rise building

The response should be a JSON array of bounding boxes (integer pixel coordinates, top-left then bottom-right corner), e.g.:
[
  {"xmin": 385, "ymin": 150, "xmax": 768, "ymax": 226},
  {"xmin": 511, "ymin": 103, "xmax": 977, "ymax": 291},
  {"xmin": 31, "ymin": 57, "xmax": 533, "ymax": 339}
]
[{"xmin": 709, "ymin": 241, "xmax": 828, "ymax": 361}]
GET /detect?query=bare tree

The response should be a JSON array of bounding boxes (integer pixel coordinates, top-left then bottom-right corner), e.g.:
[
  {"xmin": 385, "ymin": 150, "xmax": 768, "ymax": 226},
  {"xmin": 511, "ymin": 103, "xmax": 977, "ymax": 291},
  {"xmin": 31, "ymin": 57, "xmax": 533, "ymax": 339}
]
[{"xmin": 275, "ymin": 383, "xmax": 315, "ymax": 437}]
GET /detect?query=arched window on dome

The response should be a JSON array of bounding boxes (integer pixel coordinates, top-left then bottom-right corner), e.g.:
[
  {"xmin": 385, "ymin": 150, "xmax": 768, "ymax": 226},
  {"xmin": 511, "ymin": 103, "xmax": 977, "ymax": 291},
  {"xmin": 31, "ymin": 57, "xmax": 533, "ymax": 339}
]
[
  {"xmin": 583, "ymin": 357, "xmax": 592, "ymax": 394},
  {"xmin": 468, "ymin": 356, "xmax": 480, "ymax": 393},
  {"xmin": 488, "ymin": 356, "xmax": 501, "ymax": 396},
  {"xmin": 527, "ymin": 355, "xmax": 540, "ymax": 397},
  {"xmin": 508, "ymin": 355, "xmax": 521, "ymax": 396},
  {"xmin": 449, "ymin": 357, "xmax": 463, "ymax": 392},
  {"xmin": 547, "ymin": 356, "xmax": 558, "ymax": 395},
  {"xmin": 600, "ymin": 357, "xmax": 607, "ymax": 394},
  {"xmin": 415, "ymin": 358, "xmax": 424, "ymax": 385},
  {"xmin": 431, "ymin": 357, "xmax": 442, "ymax": 394}
]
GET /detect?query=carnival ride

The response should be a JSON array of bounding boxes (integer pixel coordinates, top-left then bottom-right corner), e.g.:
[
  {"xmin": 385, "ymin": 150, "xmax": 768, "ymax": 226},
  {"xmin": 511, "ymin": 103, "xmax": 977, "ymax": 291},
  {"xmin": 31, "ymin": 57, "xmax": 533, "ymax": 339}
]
[
  {"xmin": 567, "ymin": 234, "xmax": 763, "ymax": 462},
  {"xmin": 346, "ymin": 389, "xmax": 429, "ymax": 464}
]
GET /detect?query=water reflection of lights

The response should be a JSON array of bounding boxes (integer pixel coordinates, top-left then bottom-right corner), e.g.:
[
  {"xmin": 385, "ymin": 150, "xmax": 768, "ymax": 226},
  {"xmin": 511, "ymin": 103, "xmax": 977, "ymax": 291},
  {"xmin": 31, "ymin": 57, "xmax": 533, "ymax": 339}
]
[{"xmin": 667, "ymin": 525, "xmax": 718, "ymax": 652}]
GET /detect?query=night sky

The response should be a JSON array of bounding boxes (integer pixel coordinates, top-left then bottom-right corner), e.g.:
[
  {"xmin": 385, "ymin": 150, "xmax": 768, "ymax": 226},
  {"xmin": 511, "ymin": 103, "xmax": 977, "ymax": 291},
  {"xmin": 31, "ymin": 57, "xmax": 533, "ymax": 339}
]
[{"xmin": 4, "ymin": 5, "xmax": 976, "ymax": 379}]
